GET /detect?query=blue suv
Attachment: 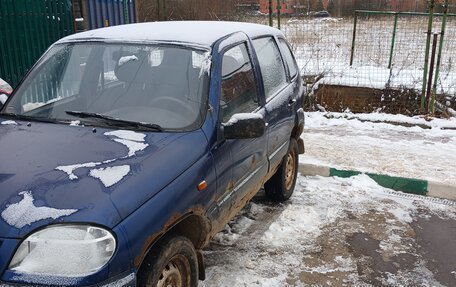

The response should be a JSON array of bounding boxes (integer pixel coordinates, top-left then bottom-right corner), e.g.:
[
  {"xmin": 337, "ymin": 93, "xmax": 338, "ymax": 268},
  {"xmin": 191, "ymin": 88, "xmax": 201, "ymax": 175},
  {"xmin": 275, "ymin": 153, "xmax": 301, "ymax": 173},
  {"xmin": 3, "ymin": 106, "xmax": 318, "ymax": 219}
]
[{"xmin": 0, "ymin": 21, "xmax": 304, "ymax": 286}]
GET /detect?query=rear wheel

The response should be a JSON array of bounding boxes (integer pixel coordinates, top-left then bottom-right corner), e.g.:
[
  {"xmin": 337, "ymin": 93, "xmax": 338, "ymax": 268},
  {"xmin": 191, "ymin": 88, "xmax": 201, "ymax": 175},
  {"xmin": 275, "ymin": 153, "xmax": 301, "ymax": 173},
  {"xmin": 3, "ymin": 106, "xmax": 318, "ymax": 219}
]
[
  {"xmin": 265, "ymin": 138, "xmax": 299, "ymax": 202},
  {"xmin": 138, "ymin": 235, "xmax": 198, "ymax": 287}
]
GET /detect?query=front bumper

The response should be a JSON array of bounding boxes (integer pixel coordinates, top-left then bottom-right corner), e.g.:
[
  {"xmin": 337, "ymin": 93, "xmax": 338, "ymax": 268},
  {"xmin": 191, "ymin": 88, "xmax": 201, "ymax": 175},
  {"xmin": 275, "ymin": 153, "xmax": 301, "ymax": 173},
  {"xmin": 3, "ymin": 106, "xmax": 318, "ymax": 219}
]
[{"xmin": 0, "ymin": 272, "xmax": 135, "ymax": 287}]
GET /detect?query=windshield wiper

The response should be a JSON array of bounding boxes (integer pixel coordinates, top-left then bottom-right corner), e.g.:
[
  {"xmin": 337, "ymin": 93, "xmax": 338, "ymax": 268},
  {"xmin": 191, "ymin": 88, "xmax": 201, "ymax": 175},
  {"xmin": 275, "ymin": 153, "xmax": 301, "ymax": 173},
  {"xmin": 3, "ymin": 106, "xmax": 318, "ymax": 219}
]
[
  {"xmin": 65, "ymin": 111, "xmax": 163, "ymax": 132},
  {"xmin": 0, "ymin": 113, "xmax": 59, "ymax": 123}
]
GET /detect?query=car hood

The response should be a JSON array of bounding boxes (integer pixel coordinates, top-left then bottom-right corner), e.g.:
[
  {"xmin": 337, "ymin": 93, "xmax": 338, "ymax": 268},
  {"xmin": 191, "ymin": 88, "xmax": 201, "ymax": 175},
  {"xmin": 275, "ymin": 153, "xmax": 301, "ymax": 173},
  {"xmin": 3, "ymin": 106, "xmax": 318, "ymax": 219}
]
[{"xmin": 0, "ymin": 118, "xmax": 208, "ymax": 238}]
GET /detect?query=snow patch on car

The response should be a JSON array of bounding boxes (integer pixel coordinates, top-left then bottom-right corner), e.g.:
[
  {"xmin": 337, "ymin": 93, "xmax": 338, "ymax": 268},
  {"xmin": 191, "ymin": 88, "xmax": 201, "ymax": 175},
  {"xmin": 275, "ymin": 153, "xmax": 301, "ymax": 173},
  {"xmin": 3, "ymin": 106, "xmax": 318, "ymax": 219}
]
[
  {"xmin": 89, "ymin": 165, "xmax": 131, "ymax": 187},
  {"xmin": 104, "ymin": 130, "xmax": 146, "ymax": 142},
  {"xmin": 112, "ymin": 139, "xmax": 148, "ymax": 157},
  {"xmin": 1, "ymin": 191, "xmax": 78, "ymax": 228},
  {"xmin": 199, "ymin": 52, "xmax": 212, "ymax": 78},
  {"xmin": 56, "ymin": 162, "xmax": 101, "ymax": 180},
  {"xmin": 56, "ymin": 130, "xmax": 147, "ymax": 184},
  {"xmin": 223, "ymin": 113, "xmax": 263, "ymax": 126},
  {"xmin": 1, "ymin": 120, "xmax": 18, "ymax": 125}
]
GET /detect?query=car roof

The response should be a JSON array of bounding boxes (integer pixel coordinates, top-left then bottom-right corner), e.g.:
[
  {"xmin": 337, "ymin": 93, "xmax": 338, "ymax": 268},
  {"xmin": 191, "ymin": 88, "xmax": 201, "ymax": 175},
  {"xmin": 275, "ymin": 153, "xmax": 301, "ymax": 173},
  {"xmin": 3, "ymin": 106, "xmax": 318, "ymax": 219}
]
[{"xmin": 57, "ymin": 21, "xmax": 284, "ymax": 48}]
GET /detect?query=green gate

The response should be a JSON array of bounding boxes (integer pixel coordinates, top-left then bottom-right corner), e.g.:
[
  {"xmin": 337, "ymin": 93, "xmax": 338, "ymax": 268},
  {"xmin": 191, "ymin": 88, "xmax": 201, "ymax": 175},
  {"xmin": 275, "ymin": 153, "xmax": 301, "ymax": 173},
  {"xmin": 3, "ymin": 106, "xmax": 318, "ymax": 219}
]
[{"xmin": 0, "ymin": 0, "xmax": 74, "ymax": 88}]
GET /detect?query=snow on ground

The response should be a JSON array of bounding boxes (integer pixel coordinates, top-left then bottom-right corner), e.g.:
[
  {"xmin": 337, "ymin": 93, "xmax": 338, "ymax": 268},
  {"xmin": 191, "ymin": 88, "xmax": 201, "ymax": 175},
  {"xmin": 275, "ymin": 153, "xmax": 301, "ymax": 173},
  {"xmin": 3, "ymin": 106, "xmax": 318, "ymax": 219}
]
[
  {"xmin": 300, "ymin": 111, "xmax": 456, "ymax": 185},
  {"xmin": 1, "ymin": 120, "xmax": 18, "ymax": 125},
  {"xmin": 201, "ymin": 175, "xmax": 456, "ymax": 286}
]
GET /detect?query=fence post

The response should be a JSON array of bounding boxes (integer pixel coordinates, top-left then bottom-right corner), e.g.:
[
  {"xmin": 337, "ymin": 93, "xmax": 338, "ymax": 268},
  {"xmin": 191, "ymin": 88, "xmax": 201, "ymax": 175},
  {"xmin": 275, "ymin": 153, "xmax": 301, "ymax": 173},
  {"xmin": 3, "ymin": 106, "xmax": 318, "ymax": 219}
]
[
  {"xmin": 421, "ymin": 0, "xmax": 435, "ymax": 110},
  {"xmin": 277, "ymin": 0, "xmax": 281, "ymax": 30},
  {"xmin": 350, "ymin": 11, "xmax": 358, "ymax": 66},
  {"xmin": 163, "ymin": 0, "xmax": 167, "ymax": 20},
  {"xmin": 430, "ymin": 0, "xmax": 449, "ymax": 113},
  {"xmin": 388, "ymin": 13, "xmax": 398, "ymax": 69},
  {"xmin": 156, "ymin": 0, "xmax": 160, "ymax": 21},
  {"xmin": 425, "ymin": 33, "xmax": 439, "ymax": 113},
  {"xmin": 123, "ymin": 0, "xmax": 130, "ymax": 23},
  {"xmin": 269, "ymin": 0, "xmax": 273, "ymax": 27}
]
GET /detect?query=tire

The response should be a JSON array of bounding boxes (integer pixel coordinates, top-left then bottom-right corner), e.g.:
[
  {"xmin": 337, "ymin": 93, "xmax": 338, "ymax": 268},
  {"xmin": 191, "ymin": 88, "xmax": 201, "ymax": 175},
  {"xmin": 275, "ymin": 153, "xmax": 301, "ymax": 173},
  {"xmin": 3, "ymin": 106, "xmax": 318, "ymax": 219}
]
[
  {"xmin": 137, "ymin": 235, "xmax": 199, "ymax": 287},
  {"xmin": 265, "ymin": 138, "xmax": 299, "ymax": 202}
]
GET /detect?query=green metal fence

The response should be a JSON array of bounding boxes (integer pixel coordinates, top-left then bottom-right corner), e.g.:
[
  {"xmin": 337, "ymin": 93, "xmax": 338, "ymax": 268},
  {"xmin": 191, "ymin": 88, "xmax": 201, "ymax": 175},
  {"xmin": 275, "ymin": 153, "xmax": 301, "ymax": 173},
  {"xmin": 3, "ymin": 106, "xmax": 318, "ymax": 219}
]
[
  {"xmin": 0, "ymin": 0, "xmax": 74, "ymax": 87},
  {"xmin": 348, "ymin": 1, "xmax": 456, "ymax": 113}
]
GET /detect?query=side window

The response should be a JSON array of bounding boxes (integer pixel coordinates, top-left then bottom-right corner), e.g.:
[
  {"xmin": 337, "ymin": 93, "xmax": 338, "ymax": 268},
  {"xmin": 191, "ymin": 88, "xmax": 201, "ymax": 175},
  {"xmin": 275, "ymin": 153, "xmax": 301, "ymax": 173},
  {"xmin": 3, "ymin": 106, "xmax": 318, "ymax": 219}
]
[
  {"xmin": 279, "ymin": 39, "xmax": 298, "ymax": 79},
  {"xmin": 252, "ymin": 37, "xmax": 287, "ymax": 100},
  {"xmin": 220, "ymin": 43, "xmax": 259, "ymax": 123}
]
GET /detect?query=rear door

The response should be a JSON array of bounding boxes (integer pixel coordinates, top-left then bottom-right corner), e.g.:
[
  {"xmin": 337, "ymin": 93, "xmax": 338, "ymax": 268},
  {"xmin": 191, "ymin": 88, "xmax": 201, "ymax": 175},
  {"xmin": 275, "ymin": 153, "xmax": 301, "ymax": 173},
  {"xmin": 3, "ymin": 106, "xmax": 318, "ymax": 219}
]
[{"xmin": 252, "ymin": 36, "xmax": 298, "ymax": 171}]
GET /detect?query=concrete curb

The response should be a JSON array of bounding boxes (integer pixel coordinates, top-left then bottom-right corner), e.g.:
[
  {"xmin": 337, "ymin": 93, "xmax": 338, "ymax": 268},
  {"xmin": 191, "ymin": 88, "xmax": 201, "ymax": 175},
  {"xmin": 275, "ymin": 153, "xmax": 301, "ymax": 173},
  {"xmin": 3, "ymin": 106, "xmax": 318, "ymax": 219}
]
[{"xmin": 298, "ymin": 163, "xmax": 456, "ymax": 201}]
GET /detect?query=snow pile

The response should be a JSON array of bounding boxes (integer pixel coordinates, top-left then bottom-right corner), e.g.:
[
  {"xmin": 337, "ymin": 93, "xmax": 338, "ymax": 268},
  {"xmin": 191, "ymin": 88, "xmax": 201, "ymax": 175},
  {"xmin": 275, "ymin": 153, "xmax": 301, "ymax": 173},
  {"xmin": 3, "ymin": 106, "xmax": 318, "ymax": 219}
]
[
  {"xmin": 1, "ymin": 191, "xmax": 77, "ymax": 228},
  {"xmin": 301, "ymin": 111, "xmax": 456, "ymax": 185}
]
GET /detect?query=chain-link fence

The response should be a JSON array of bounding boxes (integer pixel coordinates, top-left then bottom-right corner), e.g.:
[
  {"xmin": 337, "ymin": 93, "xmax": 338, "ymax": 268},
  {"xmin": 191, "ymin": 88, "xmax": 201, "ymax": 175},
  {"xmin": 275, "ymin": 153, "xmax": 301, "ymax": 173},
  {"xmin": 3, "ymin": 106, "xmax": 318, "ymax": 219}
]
[{"xmin": 275, "ymin": 1, "xmax": 456, "ymax": 114}]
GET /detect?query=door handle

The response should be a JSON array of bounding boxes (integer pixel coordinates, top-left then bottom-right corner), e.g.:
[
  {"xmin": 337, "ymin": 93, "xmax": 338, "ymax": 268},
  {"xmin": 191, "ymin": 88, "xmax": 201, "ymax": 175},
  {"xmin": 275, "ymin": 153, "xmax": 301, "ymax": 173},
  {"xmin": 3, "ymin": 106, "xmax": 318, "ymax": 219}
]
[{"xmin": 288, "ymin": 98, "xmax": 297, "ymax": 107}]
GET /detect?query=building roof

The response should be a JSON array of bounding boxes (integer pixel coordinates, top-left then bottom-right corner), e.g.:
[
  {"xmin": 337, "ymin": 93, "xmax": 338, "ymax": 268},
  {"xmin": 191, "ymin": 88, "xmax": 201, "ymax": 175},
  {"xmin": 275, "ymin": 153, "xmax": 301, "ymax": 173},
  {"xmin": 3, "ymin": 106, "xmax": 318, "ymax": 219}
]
[{"xmin": 58, "ymin": 21, "xmax": 284, "ymax": 47}]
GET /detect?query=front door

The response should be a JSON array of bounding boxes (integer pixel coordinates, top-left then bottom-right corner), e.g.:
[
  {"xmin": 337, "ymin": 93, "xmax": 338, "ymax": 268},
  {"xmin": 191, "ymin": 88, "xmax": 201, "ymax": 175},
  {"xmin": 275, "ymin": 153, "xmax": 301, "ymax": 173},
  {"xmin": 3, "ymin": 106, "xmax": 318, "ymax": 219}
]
[{"xmin": 210, "ymin": 40, "xmax": 268, "ymax": 228}]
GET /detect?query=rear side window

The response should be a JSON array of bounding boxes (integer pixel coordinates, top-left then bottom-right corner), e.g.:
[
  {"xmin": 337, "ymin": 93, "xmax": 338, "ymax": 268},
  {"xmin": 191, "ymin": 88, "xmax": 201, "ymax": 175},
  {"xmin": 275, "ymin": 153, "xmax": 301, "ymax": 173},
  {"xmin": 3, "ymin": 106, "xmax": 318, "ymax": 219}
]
[
  {"xmin": 252, "ymin": 37, "xmax": 287, "ymax": 100},
  {"xmin": 279, "ymin": 39, "xmax": 298, "ymax": 79},
  {"xmin": 220, "ymin": 43, "xmax": 259, "ymax": 123}
]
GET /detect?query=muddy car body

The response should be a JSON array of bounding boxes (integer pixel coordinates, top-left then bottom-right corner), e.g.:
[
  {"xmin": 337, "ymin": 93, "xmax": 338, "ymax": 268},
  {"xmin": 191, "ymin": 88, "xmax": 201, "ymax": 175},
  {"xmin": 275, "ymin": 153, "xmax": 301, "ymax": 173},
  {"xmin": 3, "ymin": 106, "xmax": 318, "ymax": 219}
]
[{"xmin": 0, "ymin": 21, "xmax": 304, "ymax": 286}]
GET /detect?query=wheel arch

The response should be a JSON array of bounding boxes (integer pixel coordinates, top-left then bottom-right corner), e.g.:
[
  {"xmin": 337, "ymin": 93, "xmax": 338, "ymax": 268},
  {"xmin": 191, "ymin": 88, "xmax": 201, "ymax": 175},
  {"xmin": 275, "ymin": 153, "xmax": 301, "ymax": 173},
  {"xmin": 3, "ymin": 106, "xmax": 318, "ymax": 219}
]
[{"xmin": 136, "ymin": 212, "xmax": 211, "ymax": 280}]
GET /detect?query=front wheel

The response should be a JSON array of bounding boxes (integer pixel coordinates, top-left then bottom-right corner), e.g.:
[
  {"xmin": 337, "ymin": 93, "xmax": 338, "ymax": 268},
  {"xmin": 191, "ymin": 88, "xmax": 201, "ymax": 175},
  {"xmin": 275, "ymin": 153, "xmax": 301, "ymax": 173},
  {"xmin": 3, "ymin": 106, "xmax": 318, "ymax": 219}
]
[
  {"xmin": 137, "ymin": 235, "xmax": 199, "ymax": 287},
  {"xmin": 265, "ymin": 138, "xmax": 299, "ymax": 202}
]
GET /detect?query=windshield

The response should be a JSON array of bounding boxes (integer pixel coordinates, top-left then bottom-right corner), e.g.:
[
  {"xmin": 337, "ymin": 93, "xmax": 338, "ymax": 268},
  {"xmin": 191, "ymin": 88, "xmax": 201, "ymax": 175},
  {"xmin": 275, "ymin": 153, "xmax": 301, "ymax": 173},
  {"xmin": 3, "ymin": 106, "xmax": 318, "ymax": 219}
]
[{"xmin": 1, "ymin": 43, "xmax": 210, "ymax": 131}]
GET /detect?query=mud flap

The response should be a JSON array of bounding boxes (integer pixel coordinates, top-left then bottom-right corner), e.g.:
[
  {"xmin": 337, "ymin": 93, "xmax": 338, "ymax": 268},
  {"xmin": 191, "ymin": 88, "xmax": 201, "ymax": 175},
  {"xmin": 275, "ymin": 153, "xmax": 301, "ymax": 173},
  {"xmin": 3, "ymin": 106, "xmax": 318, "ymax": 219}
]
[
  {"xmin": 196, "ymin": 250, "xmax": 206, "ymax": 280},
  {"xmin": 297, "ymin": 138, "xmax": 305, "ymax": 154}
]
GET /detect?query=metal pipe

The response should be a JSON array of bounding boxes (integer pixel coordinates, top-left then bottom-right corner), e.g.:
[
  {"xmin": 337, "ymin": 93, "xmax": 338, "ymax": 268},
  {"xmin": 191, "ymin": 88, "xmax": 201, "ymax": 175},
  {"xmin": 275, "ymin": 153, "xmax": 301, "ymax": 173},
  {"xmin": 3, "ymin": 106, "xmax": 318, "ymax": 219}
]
[
  {"xmin": 277, "ymin": 0, "xmax": 281, "ymax": 30},
  {"xmin": 269, "ymin": 0, "xmax": 273, "ymax": 27},
  {"xmin": 425, "ymin": 34, "xmax": 439, "ymax": 113},
  {"xmin": 354, "ymin": 10, "xmax": 456, "ymax": 17},
  {"xmin": 421, "ymin": 0, "xmax": 435, "ymax": 111},
  {"xmin": 350, "ymin": 12, "xmax": 358, "ymax": 66},
  {"xmin": 388, "ymin": 13, "xmax": 398, "ymax": 69},
  {"xmin": 430, "ymin": 0, "xmax": 449, "ymax": 114}
]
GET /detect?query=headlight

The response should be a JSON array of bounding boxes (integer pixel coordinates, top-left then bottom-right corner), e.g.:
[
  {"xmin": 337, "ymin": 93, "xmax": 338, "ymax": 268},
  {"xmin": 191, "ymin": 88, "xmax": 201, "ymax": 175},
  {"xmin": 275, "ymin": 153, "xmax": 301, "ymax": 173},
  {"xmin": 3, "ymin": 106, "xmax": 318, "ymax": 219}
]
[{"xmin": 9, "ymin": 225, "xmax": 116, "ymax": 277}]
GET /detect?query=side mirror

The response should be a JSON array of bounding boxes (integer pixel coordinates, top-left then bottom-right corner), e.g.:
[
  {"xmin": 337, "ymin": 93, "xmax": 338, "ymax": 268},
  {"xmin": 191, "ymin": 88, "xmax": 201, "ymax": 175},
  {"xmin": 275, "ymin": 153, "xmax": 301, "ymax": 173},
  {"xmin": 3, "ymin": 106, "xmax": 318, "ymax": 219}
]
[{"xmin": 223, "ymin": 113, "xmax": 266, "ymax": 140}]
